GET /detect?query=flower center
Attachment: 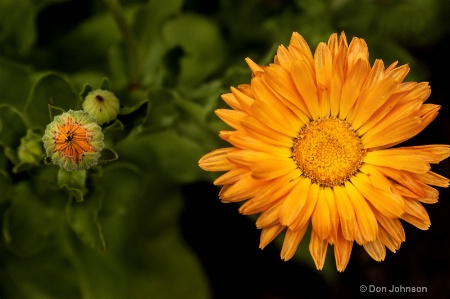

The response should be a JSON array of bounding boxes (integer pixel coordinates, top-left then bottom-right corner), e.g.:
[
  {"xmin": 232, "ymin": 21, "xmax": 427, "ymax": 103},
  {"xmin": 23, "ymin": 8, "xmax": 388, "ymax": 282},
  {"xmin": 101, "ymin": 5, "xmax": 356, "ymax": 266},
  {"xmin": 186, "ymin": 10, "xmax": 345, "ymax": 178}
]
[
  {"xmin": 53, "ymin": 117, "xmax": 94, "ymax": 162},
  {"xmin": 292, "ymin": 117, "xmax": 365, "ymax": 187}
]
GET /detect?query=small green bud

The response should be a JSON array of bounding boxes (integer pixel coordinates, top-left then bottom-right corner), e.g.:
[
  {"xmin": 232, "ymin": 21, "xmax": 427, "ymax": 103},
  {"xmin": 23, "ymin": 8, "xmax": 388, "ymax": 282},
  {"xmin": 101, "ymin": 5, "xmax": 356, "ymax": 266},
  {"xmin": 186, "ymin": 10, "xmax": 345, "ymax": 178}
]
[
  {"xmin": 82, "ymin": 89, "xmax": 120, "ymax": 125},
  {"xmin": 42, "ymin": 110, "xmax": 104, "ymax": 171},
  {"xmin": 17, "ymin": 130, "xmax": 45, "ymax": 165}
]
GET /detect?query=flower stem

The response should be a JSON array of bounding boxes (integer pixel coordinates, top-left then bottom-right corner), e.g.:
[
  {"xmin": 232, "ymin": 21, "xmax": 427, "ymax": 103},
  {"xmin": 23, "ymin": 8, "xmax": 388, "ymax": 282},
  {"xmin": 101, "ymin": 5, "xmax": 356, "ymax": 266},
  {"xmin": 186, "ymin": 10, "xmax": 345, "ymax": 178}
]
[{"xmin": 103, "ymin": 0, "xmax": 139, "ymax": 88}]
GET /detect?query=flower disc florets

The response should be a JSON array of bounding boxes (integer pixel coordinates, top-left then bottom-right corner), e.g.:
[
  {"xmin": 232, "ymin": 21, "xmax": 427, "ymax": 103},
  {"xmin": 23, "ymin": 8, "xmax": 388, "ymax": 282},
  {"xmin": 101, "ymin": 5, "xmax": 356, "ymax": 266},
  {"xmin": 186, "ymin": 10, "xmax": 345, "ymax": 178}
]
[{"xmin": 42, "ymin": 110, "xmax": 104, "ymax": 171}]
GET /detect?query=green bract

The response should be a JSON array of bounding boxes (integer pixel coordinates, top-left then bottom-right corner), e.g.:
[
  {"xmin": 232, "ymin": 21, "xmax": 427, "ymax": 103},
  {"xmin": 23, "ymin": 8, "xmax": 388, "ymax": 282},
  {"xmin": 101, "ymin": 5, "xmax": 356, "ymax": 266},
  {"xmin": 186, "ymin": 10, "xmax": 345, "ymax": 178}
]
[{"xmin": 42, "ymin": 110, "xmax": 104, "ymax": 171}]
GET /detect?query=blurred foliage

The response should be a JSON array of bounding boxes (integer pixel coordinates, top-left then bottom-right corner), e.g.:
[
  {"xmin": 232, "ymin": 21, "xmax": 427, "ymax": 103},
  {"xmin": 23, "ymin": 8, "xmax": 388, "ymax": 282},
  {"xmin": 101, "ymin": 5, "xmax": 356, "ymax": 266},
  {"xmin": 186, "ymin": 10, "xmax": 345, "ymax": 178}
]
[{"xmin": 0, "ymin": 0, "xmax": 449, "ymax": 298}]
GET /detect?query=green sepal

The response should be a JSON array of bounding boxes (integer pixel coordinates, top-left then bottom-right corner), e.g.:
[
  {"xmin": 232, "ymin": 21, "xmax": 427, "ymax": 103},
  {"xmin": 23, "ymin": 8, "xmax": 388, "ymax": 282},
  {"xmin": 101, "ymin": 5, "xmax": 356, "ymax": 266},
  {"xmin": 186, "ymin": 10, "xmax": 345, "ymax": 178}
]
[
  {"xmin": 97, "ymin": 147, "xmax": 119, "ymax": 166},
  {"xmin": 79, "ymin": 83, "xmax": 94, "ymax": 101},
  {"xmin": 57, "ymin": 168, "xmax": 87, "ymax": 203},
  {"xmin": 100, "ymin": 77, "xmax": 111, "ymax": 90},
  {"xmin": 65, "ymin": 185, "xmax": 107, "ymax": 251},
  {"xmin": 48, "ymin": 104, "xmax": 65, "ymax": 120}
]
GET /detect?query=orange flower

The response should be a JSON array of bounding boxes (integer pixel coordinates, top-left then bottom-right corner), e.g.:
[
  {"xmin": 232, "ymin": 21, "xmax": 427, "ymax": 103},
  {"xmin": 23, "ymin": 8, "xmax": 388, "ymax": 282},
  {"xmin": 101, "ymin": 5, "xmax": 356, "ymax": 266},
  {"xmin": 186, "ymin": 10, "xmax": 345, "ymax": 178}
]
[
  {"xmin": 43, "ymin": 110, "xmax": 104, "ymax": 171},
  {"xmin": 199, "ymin": 32, "xmax": 450, "ymax": 271}
]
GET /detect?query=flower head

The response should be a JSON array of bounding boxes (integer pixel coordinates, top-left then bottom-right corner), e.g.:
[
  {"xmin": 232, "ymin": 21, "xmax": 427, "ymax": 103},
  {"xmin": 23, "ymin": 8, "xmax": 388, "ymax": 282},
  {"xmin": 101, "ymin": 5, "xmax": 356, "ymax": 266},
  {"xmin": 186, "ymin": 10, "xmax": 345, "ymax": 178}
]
[
  {"xmin": 82, "ymin": 89, "xmax": 120, "ymax": 125},
  {"xmin": 199, "ymin": 32, "xmax": 450, "ymax": 271},
  {"xmin": 43, "ymin": 110, "xmax": 104, "ymax": 171},
  {"xmin": 18, "ymin": 130, "xmax": 45, "ymax": 165}
]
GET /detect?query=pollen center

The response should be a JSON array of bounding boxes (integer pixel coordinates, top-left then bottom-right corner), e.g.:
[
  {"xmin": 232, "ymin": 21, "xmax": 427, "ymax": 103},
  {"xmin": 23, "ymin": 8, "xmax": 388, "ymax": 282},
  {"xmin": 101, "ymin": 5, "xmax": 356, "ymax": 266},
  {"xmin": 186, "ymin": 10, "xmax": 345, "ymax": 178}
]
[
  {"xmin": 53, "ymin": 117, "xmax": 94, "ymax": 162},
  {"xmin": 292, "ymin": 117, "xmax": 364, "ymax": 187}
]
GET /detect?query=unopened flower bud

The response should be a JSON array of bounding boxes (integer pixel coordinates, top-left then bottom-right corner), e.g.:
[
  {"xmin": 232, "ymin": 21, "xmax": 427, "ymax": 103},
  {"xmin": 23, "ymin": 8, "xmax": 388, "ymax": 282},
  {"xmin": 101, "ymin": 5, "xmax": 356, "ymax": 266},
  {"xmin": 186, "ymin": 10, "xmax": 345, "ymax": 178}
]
[
  {"xmin": 82, "ymin": 89, "xmax": 120, "ymax": 125},
  {"xmin": 42, "ymin": 110, "xmax": 104, "ymax": 171},
  {"xmin": 18, "ymin": 130, "xmax": 45, "ymax": 165}
]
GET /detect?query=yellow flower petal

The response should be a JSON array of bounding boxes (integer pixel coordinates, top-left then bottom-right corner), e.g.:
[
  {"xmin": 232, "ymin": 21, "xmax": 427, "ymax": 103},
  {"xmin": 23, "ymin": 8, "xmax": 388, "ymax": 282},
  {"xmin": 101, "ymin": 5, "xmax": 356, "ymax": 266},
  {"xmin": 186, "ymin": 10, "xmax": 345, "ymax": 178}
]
[
  {"xmin": 311, "ymin": 188, "xmax": 332, "ymax": 240},
  {"xmin": 251, "ymin": 158, "xmax": 298, "ymax": 180},
  {"xmin": 198, "ymin": 147, "xmax": 237, "ymax": 171},
  {"xmin": 279, "ymin": 177, "xmax": 312, "ymax": 227},
  {"xmin": 334, "ymin": 229, "xmax": 353, "ymax": 272},
  {"xmin": 309, "ymin": 230, "xmax": 328, "ymax": 270},
  {"xmin": 401, "ymin": 198, "xmax": 430, "ymax": 230},
  {"xmin": 363, "ymin": 239, "xmax": 386, "ymax": 262},
  {"xmin": 333, "ymin": 185, "xmax": 358, "ymax": 241},
  {"xmin": 364, "ymin": 149, "xmax": 431, "ymax": 174},
  {"xmin": 259, "ymin": 224, "xmax": 284, "ymax": 249},
  {"xmin": 350, "ymin": 173, "xmax": 405, "ymax": 218},
  {"xmin": 291, "ymin": 59, "xmax": 320, "ymax": 119},
  {"xmin": 281, "ymin": 224, "xmax": 309, "ymax": 261},
  {"xmin": 343, "ymin": 181, "xmax": 378, "ymax": 242}
]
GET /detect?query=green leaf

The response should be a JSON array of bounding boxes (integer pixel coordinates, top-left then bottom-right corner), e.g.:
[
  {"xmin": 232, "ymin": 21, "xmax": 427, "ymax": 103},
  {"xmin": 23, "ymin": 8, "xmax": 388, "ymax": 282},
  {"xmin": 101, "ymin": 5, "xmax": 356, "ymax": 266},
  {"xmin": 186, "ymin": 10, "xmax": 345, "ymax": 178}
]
[
  {"xmin": 0, "ymin": 170, "xmax": 11, "ymax": 202},
  {"xmin": 118, "ymin": 128, "xmax": 206, "ymax": 184},
  {"xmin": 49, "ymin": 8, "xmax": 126, "ymax": 74},
  {"xmin": 65, "ymin": 185, "xmax": 107, "ymax": 251},
  {"xmin": 24, "ymin": 73, "xmax": 78, "ymax": 130},
  {"xmin": 0, "ymin": 105, "xmax": 27, "ymax": 149},
  {"xmin": 2, "ymin": 181, "xmax": 54, "ymax": 257},
  {"xmin": 132, "ymin": 0, "xmax": 184, "ymax": 87},
  {"xmin": 4, "ymin": 146, "xmax": 19, "ymax": 165},
  {"xmin": 102, "ymin": 119, "xmax": 125, "ymax": 145},
  {"xmin": 98, "ymin": 163, "xmax": 143, "ymax": 218},
  {"xmin": 0, "ymin": 58, "xmax": 33, "ymax": 110},
  {"xmin": 144, "ymin": 88, "xmax": 179, "ymax": 131},
  {"xmin": 57, "ymin": 169, "xmax": 87, "ymax": 202},
  {"xmin": 162, "ymin": 13, "xmax": 226, "ymax": 86},
  {"xmin": 0, "ymin": 0, "xmax": 36, "ymax": 57},
  {"xmin": 118, "ymin": 98, "xmax": 150, "ymax": 132}
]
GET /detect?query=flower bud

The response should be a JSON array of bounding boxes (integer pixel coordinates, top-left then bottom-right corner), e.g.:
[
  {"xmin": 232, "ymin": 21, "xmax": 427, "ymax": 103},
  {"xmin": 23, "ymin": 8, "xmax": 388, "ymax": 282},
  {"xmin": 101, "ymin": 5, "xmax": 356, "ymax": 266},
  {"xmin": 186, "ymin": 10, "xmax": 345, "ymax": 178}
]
[
  {"xmin": 42, "ymin": 110, "xmax": 104, "ymax": 171},
  {"xmin": 82, "ymin": 89, "xmax": 120, "ymax": 125},
  {"xmin": 17, "ymin": 130, "xmax": 45, "ymax": 165}
]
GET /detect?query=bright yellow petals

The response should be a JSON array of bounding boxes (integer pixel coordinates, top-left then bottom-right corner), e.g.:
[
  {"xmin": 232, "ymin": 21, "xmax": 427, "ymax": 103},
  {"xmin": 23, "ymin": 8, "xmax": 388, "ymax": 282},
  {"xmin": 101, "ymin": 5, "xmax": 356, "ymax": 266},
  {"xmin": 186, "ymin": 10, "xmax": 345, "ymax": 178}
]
[
  {"xmin": 281, "ymin": 224, "xmax": 309, "ymax": 261},
  {"xmin": 279, "ymin": 177, "xmax": 312, "ymax": 227},
  {"xmin": 198, "ymin": 31, "xmax": 449, "ymax": 272},
  {"xmin": 198, "ymin": 147, "xmax": 237, "ymax": 171},
  {"xmin": 334, "ymin": 229, "xmax": 353, "ymax": 272},
  {"xmin": 309, "ymin": 230, "xmax": 328, "ymax": 270},
  {"xmin": 363, "ymin": 239, "xmax": 386, "ymax": 262}
]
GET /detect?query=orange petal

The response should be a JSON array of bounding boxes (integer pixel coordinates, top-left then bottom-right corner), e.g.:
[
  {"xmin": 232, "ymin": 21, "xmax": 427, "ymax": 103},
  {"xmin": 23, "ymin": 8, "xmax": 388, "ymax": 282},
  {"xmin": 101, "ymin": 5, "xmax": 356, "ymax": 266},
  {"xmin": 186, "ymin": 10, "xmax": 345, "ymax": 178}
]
[
  {"xmin": 334, "ymin": 229, "xmax": 353, "ymax": 272},
  {"xmin": 281, "ymin": 223, "xmax": 309, "ymax": 261},
  {"xmin": 343, "ymin": 181, "xmax": 378, "ymax": 242},
  {"xmin": 259, "ymin": 224, "xmax": 285, "ymax": 249},
  {"xmin": 350, "ymin": 173, "xmax": 405, "ymax": 218},
  {"xmin": 198, "ymin": 147, "xmax": 238, "ymax": 171},
  {"xmin": 363, "ymin": 239, "xmax": 386, "ymax": 262},
  {"xmin": 309, "ymin": 230, "xmax": 328, "ymax": 270}
]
